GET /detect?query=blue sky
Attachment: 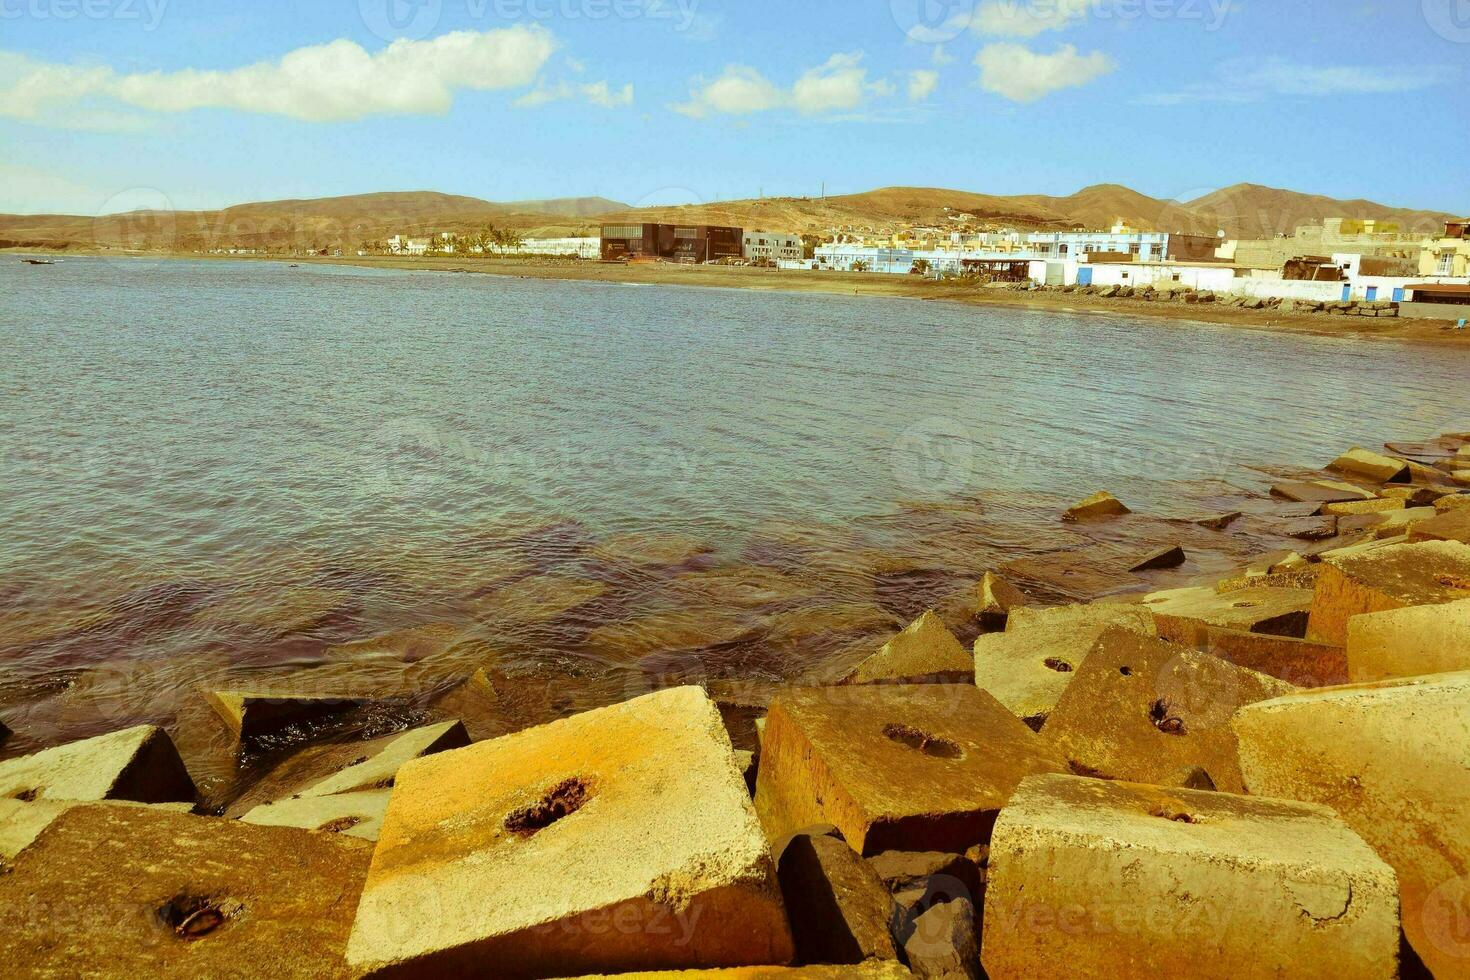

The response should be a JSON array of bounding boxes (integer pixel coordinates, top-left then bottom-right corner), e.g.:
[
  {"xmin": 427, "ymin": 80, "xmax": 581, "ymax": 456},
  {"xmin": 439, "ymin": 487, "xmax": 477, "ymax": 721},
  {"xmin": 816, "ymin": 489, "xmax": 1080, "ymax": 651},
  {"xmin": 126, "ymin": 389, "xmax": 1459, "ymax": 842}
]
[{"xmin": 2, "ymin": 0, "xmax": 1467, "ymax": 215}]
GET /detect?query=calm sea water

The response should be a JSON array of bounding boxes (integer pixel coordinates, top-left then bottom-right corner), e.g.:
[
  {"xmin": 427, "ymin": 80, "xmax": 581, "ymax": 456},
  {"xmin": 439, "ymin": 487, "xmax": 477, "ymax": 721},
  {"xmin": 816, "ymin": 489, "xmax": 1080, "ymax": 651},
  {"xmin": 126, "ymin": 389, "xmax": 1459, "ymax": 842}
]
[{"xmin": 2, "ymin": 256, "xmax": 1468, "ymax": 795}]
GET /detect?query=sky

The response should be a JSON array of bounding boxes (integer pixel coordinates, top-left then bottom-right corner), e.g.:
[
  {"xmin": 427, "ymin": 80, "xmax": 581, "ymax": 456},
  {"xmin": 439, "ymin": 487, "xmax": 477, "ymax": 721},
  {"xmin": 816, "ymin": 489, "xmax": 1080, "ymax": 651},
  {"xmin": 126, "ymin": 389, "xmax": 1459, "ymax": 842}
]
[{"xmin": 1, "ymin": 0, "xmax": 1467, "ymax": 215}]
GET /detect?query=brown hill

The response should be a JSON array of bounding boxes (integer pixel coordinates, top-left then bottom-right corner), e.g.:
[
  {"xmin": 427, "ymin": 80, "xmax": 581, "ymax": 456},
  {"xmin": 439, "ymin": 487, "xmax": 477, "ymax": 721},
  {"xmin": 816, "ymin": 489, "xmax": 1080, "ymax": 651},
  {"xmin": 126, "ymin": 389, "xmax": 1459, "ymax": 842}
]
[{"xmin": 0, "ymin": 184, "xmax": 1456, "ymax": 252}]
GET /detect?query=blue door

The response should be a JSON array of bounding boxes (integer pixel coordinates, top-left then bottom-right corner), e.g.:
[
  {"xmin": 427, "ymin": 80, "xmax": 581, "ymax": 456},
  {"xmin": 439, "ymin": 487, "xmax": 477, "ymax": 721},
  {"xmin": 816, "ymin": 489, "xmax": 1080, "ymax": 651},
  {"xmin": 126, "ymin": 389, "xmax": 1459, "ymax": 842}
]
[
  {"xmin": 1392, "ymin": 288, "xmax": 1405, "ymax": 303},
  {"xmin": 1342, "ymin": 285, "xmax": 1351, "ymax": 301},
  {"xmin": 1366, "ymin": 286, "xmax": 1378, "ymax": 301},
  {"xmin": 1078, "ymin": 267, "xmax": 1093, "ymax": 286}
]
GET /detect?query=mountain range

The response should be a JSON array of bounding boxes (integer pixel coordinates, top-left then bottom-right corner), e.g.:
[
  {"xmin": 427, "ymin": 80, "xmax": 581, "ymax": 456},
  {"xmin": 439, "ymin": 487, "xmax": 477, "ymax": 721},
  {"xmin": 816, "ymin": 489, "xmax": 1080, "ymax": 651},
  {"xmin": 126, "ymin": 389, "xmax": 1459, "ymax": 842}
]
[{"xmin": 0, "ymin": 185, "xmax": 1458, "ymax": 252}]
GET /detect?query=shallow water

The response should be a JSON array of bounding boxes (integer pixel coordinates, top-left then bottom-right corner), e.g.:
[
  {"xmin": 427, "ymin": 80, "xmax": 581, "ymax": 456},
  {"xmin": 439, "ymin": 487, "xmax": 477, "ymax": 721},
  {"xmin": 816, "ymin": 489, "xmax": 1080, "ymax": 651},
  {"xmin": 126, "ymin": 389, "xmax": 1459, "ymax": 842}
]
[{"xmin": 2, "ymin": 257, "xmax": 1468, "ymax": 798}]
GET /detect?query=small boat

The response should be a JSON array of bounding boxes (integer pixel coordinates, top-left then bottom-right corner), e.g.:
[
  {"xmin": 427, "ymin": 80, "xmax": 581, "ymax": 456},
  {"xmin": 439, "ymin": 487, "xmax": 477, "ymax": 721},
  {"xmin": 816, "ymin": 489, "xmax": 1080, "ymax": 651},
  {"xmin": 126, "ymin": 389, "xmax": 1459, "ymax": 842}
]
[{"xmin": 22, "ymin": 258, "xmax": 56, "ymax": 265}]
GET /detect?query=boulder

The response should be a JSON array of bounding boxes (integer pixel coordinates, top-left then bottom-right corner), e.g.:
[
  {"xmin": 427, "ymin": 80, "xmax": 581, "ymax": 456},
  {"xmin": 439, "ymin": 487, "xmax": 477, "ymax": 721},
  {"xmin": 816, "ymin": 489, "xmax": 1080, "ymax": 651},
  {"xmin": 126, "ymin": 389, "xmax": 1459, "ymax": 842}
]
[
  {"xmin": 904, "ymin": 897, "xmax": 982, "ymax": 980},
  {"xmin": 204, "ymin": 691, "xmax": 368, "ymax": 749},
  {"xmin": 0, "ymin": 724, "xmax": 195, "ymax": 805},
  {"xmin": 975, "ymin": 572, "xmax": 1026, "ymax": 631},
  {"xmin": 1270, "ymin": 480, "xmax": 1375, "ymax": 504},
  {"xmin": 981, "ymin": 774, "xmax": 1400, "ymax": 980},
  {"xmin": 1328, "ymin": 447, "xmax": 1410, "ymax": 483},
  {"xmin": 241, "ymin": 789, "xmax": 392, "ymax": 840},
  {"xmin": 0, "ymin": 805, "xmax": 373, "ymax": 979},
  {"xmin": 1320, "ymin": 497, "xmax": 1405, "ymax": 517},
  {"xmin": 1345, "ymin": 597, "xmax": 1470, "ymax": 682},
  {"xmin": 868, "ymin": 850, "xmax": 983, "ymax": 910},
  {"xmin": 843, "ymin": 611, "xmax": 973, "ymax": 685},
  {"xmin": 346, "ymin": 686, "xmax": 794, "ymax": 978},
  {"xmin": 1040, "ymin": 627, "xmax": 1296, "ymax": 793},
  {"xmin": 776, "ymin": 830, "xmax": 901, "ymax": 965},
  {"xmin": 1142, "ymin": 585, "xmax": 1313, "ymax": 644},
  {"xmin": 973, "ymin": 603, "xmax": 1157, "ymax": 726},
  {"xmin": 1233, "ymin": 673, "xmax": 1470, "ymax": 979},
  {"xmin": 1407, "ymin": 505, "xmax": 1470, "ymax": 545},
  {"xmin": 1197, "ymin": 626, "xmax": 1349, "ymax": 687},
  {"xmin": 1062, "ymin": 491, "xmax": 1130, "ymax": 521},
  {"xmin": 754, "ymin": 685, "xmax": 1063, "ymax": 856},
  {"xmin": 1306, "ymin": 540, "xmax": 1470, "ymax": 646},
  {"xmin": 1128, "ymin": 543, "xmax": 1186, "ymax": 571}
]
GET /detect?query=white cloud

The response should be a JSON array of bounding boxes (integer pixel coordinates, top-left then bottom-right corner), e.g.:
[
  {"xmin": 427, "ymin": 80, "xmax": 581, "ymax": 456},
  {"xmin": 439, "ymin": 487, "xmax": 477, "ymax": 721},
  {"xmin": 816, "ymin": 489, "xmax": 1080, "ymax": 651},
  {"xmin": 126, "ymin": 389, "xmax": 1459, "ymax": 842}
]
[
  {"xmin": 907, "ymin": 69, "xmax": 940, "ymax": 102},
  {"xmin": 516, "ymin": 79, "xmax": 634, "ymax": 109},
  {"xmin": 1139, "ymin": 57, "xmax": 1456, "ymax": 104},
  {"xmin": 975, "ymin": 42, "xmax": 1114, "ymax": 102},
  {"xmin": 971, "ymin": 0, "xmax": 1092, "ymax": 37},
  {"xmin": 674, "ymin": 52, "xmax": 891, "ymax": 119},
  {"xmin": 0, "ymin": 27, "xmax": 561, "ymax": 124}
]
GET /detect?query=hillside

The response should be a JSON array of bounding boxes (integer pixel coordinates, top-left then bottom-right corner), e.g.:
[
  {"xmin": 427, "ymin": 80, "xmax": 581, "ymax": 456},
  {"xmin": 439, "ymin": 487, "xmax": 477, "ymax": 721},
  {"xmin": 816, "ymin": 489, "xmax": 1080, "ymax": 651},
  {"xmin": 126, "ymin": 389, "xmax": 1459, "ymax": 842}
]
[{"xmin": 0, "ymin": 184, "xmax": 1457, "ymax": 252}]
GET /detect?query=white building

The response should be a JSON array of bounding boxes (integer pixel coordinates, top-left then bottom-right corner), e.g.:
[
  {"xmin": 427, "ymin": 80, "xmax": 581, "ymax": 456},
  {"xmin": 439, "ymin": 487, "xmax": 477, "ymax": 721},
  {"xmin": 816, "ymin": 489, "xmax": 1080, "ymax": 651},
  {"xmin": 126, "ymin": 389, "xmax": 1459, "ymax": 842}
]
[
  {"xmin": 743, "ymin": 231, "xmax": 804, "ymax": 264},
  {"xmin": 517, "ymin": 237, "xmax": 599, "ymax": 259},
  {"xmin": 387, "ymin": 235, "xmax": 430, "ymax": 256}
]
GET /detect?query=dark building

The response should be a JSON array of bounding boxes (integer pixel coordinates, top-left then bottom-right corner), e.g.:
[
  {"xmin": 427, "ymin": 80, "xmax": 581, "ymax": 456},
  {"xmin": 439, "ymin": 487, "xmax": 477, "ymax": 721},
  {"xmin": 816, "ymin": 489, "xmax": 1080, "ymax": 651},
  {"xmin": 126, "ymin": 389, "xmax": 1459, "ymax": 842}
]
[{"xmin": 600, "ymin": 223, "xmax": 743, "ymax": 263}]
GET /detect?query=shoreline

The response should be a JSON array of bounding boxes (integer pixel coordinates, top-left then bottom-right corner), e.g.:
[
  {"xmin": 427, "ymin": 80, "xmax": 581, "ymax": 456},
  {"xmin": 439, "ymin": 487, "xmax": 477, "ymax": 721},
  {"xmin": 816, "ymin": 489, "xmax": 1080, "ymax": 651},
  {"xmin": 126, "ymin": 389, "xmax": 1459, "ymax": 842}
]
[{"xmin": 11, "ymin": 246, "xmax": 1470, "ymax": 346}]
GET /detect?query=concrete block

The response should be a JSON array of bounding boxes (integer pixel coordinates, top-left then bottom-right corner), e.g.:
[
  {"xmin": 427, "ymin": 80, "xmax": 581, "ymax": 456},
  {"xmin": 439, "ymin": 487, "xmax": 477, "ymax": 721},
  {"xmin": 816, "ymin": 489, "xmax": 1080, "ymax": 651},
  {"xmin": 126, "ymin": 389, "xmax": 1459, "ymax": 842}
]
[
  {"xmin": 0, "ymin": 724, "xmax": 195, "ymax": 804},
  {"xmin": 974, "ymin": 603, "xmax": 1156, "ymax": 726},
  {"xmin": 241, "ymin": 789, "xmax": 392, "ymax": 841},
  {"xmin": 1436, "ymin": 493, "xmax": 1470, "ymax": 513},
  {"xmin": 0, "ymin": 798, "xmax": 193, "ymax": 862},
  {"xmin": 1129, "ymin": 543, "xmax": 1186, "ymax": 571},
  {"xmin": 1408, "ymin": 505, "xmax": 1470, "ymax": 544},
  {"xmin": 1234, "ymin": 673, "xmax": 1470, "ymax": 978},
  {"xmin": 1041, "ymin": 627, "xmax": 1296, "ymax": 793},
  {"xmin": 1270, "ymin": 480, "xmax": 1375, "ymax": 504},
  {"xmin": 777, "ymin": 830, "xmax": 900, "ymax": 965},
  {"xmin": 204, "ymin": 690, "xmax": 368, "ymax": 749},
  {"xmin": 1198, "ymin": 626, "xmax": 1349, "ymax": 687},
  {"xmin": 347, "ymin": 686, "xmax": 793, "ymax": 978},
  {"xmin": 1329, "ymin": 447, "xmax": 1409, "ymax": 483},
  {"xmin": 975, "ymin": 571, "xmax": 1026, "ymax": 631},
  {"xmin": 981, "ymin": 774, "xmax": 1400, "ymax": 980},
  {"xmin": 0, "ymin": 805, "xmax": 372, "ymax": 978},
  {"xmin": 843, "ymin": 610, "xmax": 972, "ymax": 685},
  {"xmin": 1142, "ymin": 585, "xmax": 1313, "ymax": 644},
  {"xmin": 1062, "ymin": 491, "xmax": 1130, "ymax": 521},
  {"xmin": 1346, "ymin": 597, "xmax": 1470, "ymax": 681},
  {"xmin": 1306, "ymin": 540, "xmax": 1470, "ymax": 646},
  {"xmin": 559, "ymin": 965, "xmax": 914, "ymax": 978},
  {"xmin": 754, "ymin": 685, "xmax": 1062, "ymax": 856},
  {"xmin": 1321, "ymin": 497, "xmax": 1405, "ymax": 517}
]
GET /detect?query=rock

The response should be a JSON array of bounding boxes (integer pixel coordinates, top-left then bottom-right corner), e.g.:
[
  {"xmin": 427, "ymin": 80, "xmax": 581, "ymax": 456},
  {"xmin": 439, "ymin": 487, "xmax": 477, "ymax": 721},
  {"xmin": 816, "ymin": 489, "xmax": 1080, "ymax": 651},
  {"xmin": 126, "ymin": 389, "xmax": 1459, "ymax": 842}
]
[
  {"xmin": 1436, "ymin": 493, "xmax": 1470, "ymax": 513},
  {"xmin": 1276, "ymin": 513, "xmax": 1340, "ymax": 540},
  {"xmin": 904, "ymin": 897, "xmax": 982, "ymax": 979},
  {"xmin": 997, "ymin": 550, "xmax": 1138, "ymax": 600},
  {"xmin": 241, "ymin": 789, "xmax": 392, "ymax": 841},
  {"xmin": 1345, "ymin": 597, "xmax": 1470, "ymax": 681},
  {"xmin": 868, "ymin": 850, "xmax": 983, "ymax": 908},
  {"xmin": 0, "ymin": 724, "xmax": 195, "ymax": 805},
  {"xmin": 0, "ymin": 716, "xmax": 9, "ymax": 744},
  {"xmin": 1062, "ymin": 491, "xmax": 1130, "ymax": 521},
  {"xmin": 843, "ymin": 610, "xmax": 973, "ymax": 685},
  {"xmin": 981, "ymin": 774, "xmax": 1400, "ymax": 980},
  {"xmin": 1128, "ymin": 543, "xmax": 1185, "ymax": 571},
  {"xmin": 734, "ymin": 749, "xmax": 758, "ymax": 795},
  {"xmin": 1321, "ymin": 497, "xmax": 1405, "ymax": 517},
  {"xmin": 1233, "ymin": 673, "xmax": 1469, "ymax": 979},
  {"xmin": 973, "ymin": 603, "xmax": 1157, "ymax": 726},
  {"xmin": 204, "ymin": 691, "xmax": 368, "ymax": 749},
  {"xmin": 472, "ymin": 574, "xmax": 608, "ymax": 624},
  {"xmin": 561, "ymin": 966, "xmax": 913, "ymax": 978},
  {"xmin": 1328, "ymin": 447, "xmax": 1410, "ymax": 483},
  {"xmin": 1197, "ymin": 626, "xmax": 1349, "ymax": 687},
  {"xmin": 1305, "ymin": 540, "xmax": 1470, "ymax": 646},
  {"xmin": 430, "ymin": 668, "xmax": 515, "ymax": 742},
  {"xmin": 0, "ymin": 798, "xmax": 193, "ymax": 862},
  {"xmin": 754, "ymin": 685, "xmax": 1062, "ymax": 856},
  {"xmin": 1040, "ymin": 627, "xmax": 1296, "ymax": 793},
  {"xmin": 776, "ymin": 830, "xmax": 901, "ymax": 965},
  {"xmin": 1407, "ymin": 505, "xmax": 1470, "ymax": 544},
  {"xmin": 1454, "ymin": 470, "xmax": 1470, "ymax": 487},
  {"xmin": 1270, "ymin": 480, "xmax": 1375, "ymax": 504},
  {"xmin": 346, "ymin": 686, "xmax": 794, "ymax": 978},
  {"xmin": 1365, "ymin": 505, "xmax": 1439, "ymax": 539},
  {"xmin": 1142, "ymin": 585, "xmax": 1314, "ymax": 644},
  {"xmin": 1193, "ymin": 510, "xmax": 1242, "ymax": 530},
  {"xmin": 975, "ymin": 571, "xmax": 1026, "ymax": 631},
  {"xmin": 590, "ymin": 531, "xmax": 714, "ymax": 567},
  {"xmin": 0, "ymin": 805, "xmax": 372, "ymax": 978}
]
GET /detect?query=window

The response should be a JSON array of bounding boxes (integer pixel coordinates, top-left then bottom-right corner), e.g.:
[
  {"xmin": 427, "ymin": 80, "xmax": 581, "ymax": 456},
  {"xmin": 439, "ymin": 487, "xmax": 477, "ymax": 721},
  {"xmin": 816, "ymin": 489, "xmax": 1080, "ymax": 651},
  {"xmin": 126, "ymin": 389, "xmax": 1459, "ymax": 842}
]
[
  {"xmin": 674, "ymin": 227, "xmax": 699, "ymax": 238},
  {"xmin": 601, "ymin": 225, "xmax": 645, "ymax": 239}
]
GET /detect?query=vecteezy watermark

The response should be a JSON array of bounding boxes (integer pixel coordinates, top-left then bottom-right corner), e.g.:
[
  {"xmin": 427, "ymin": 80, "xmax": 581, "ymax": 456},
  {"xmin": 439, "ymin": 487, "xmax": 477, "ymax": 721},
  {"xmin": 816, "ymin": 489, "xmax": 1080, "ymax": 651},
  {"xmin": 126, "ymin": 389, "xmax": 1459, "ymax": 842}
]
[
  {"xmin": 1422, "ymin": 874, "xmax": 1470, "ymax": 963},
  {"xmin": 1424, "ymin": 0, "xmax": 1470, "ymax": 42},
  {"xmin": 892, "ymin": 417, "xmax": 978, "ymax": 498},
  {"xmin": 890, "ymin": 0, "xmax": 977, "ymax": 42},
  {"xmin": 0, "ymin": 0, "xmax": 168, "ymax": 29},
  {"xmin": 359, "ymin": 0, "xmax": 702, "ymax": 41},
  {"xmin": 892, "ymin": 0, "xmax": 1235, "ymax": 42},
  {"xmin": 93, "ymin": 186, "xmax": 177, "ymax": 271}
]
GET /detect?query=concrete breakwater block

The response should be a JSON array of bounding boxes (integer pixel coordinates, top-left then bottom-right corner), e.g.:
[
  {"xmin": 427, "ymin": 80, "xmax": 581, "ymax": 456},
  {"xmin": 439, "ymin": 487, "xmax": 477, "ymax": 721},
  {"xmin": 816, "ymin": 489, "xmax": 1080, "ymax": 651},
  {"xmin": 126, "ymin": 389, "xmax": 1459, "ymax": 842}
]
[
  {"xmin": 560, "ymin": 965, "xmax": 915, "ymax": 978},
  {"xmin": 1142, "ymin": 584, "xmax": 1314, "ymax": 645},
  {"xmin": 1408, "ymin": 505, "xmax": 1470, "ymax": 544},
  {"xmin": 843, "ymin": 610, "xmax": 973, "ymax": 685},
  {"xmin": 775, "ymin": 829, "xmax": 901, "ymax": 965},
  {"xmin": 975, "ymin": 571, "xmax": 1027, "ymax": 631},
  {"xmin": 346, "ymin": 686, "xmax": 793, "ymax": 979},
  {"xmin": 242, "ymin": 789, "xmax": 392, "ymax": 841},
  {"xmin": 1306, "ymin": 540, "xmax": 1470, "ymax": 646},
  {"xmin": 1329, "ymin": 447, "xmax": 1410, "ymax": 483},
  {"xmin": 1041, "ymin": 628, "xmax": 1297, "ymax": 793},
  {"xmin": 973, "ymin": 603, "xmax": 1156, "ymax": 726},
  {"xmin": 204, "ymin": 690, "xmax": 369, "ymax": 749},
  {"xmin": 0, "ymin": 724, "xmax": 195, "ymax": 805},
  {"xmin": 1234, "ymin": 672, "xmax": 1470, "ymax": 979},
  {"xmin": 1062, "ymin": 491, "xmax": 1130, "ymax": 521},
  {"xmin": 0, "ymin": 798, "xmax": 194, "ymax": 862},
  {"xmin": 1196, "ymin": 626, "xmax": 1349, "ymax": 687},
  {"xmin": 1346, "ymin": 597, "xmax": 1470, "ymax": 682},
  {"xmin": 1270, "ymin": 479, "xmax": 1375, "ymax": 505},
  {"xmin": 754, "ymin": 685, "xmax": 1063, "ymax": 856},
  {"xmin": 0, "ymin": 805, "xmax": 373, "ymax": 978},
  {"xmin": 981, "ymin": 774, "xmax": 1400, "ymax": 980}
]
